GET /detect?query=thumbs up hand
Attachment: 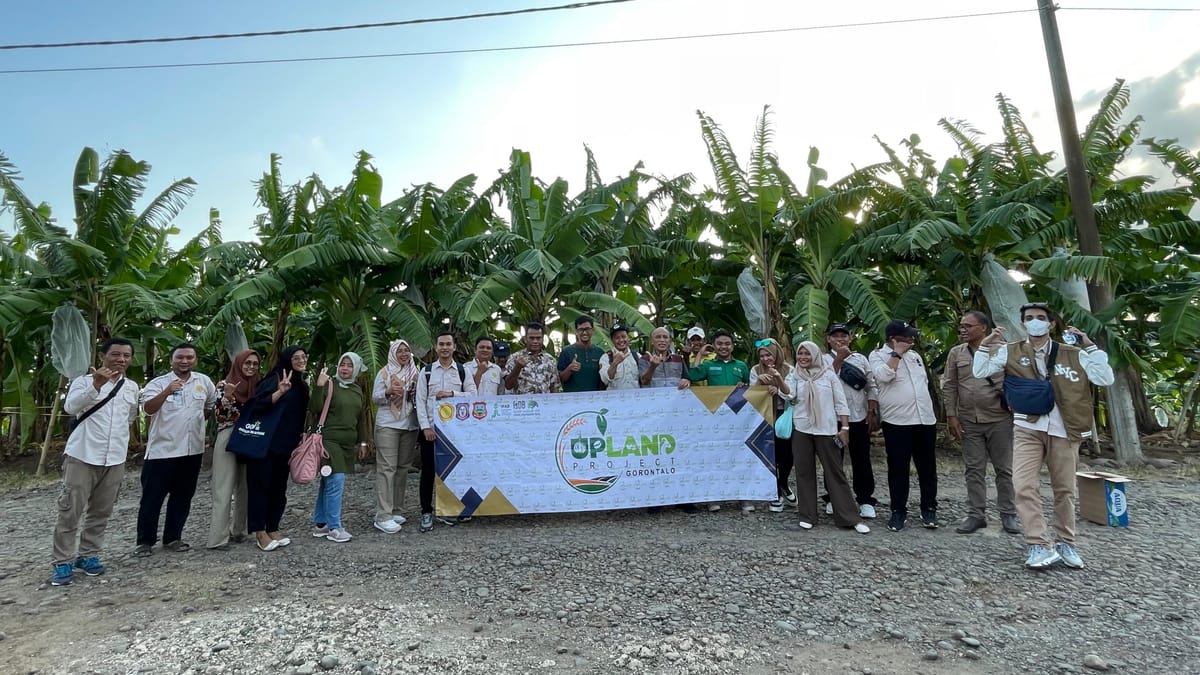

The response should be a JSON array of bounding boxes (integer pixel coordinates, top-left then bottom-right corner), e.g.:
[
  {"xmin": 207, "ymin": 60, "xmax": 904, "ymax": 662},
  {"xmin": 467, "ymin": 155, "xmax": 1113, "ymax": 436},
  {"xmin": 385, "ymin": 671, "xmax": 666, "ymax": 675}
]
[{"xmin": 568, "ymin": 354, "xmax": 582, "ymax": 372}]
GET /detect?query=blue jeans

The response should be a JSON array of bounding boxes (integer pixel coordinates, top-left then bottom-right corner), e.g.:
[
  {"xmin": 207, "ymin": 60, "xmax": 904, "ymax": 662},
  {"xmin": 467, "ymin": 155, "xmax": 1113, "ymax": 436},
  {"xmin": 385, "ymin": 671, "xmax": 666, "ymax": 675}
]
[{"xmin": 312, "ymin": 473, "xmax": 346, "ymax": 530}]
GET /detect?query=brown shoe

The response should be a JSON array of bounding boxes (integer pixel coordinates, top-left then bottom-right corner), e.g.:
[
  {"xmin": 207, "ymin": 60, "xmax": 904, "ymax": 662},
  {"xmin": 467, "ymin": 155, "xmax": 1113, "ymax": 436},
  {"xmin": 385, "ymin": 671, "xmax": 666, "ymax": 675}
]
[
  {"xmin": 955, "ymin": 515, "xmax": 987, "ymax": 534},
  {"xmin": 1001, "ymin": 514, "xmax": 1023, "ymax": 534}
]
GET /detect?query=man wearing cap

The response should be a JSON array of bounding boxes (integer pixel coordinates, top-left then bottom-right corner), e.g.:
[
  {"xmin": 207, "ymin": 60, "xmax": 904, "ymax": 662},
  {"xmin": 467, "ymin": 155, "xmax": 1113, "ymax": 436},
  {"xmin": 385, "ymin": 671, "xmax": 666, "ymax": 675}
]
[
  {"xmin": 493, "ymin": 341, "xmax": 514, "ymax": 394},
  {"xmin": 558, "ymin": 315, "xmax": 606, "ymax": 393},
  {"xmin": 869, "ymin": 320, "xmax": 939, "ymax": 532},
  {"xmin": 600, "ymin": 324, "xmax": 641, "ymax": 390},
  {"xmin": 973, "ymin": 302, "xmax": 1114, "ymax": 570},
  {"xmin": 824, "ymin": 324, "xmax": 881, "ymax": 519},
  {"xmin": 639, "ymin": 327, "xmax": 691, "ymax": 390},
  {"xmin": 685, "ymin": 327, "xmax": 716, "ymax": 385},
  {"xmin": 687, "ymin": 329, "xmax": 750, "ymax": 386},
  {"xmin": 942, "ymin": 311, "xmax": 1020, "ymax": 535}
]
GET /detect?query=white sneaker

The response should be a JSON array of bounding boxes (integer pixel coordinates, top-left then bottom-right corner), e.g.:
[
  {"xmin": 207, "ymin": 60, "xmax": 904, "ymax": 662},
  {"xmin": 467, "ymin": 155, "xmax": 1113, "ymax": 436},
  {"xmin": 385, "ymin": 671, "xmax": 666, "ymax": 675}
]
[
  {"xmin": 859, "ymin": 504, "xmax": 877, "ymax": 519},
  {"xmin": 374, "ymin": 519, "xmax": 401, "ymax": 534},
  {"xmin": 854, "ymin": 522, "xmax": 871, "ymax": 534},
  {"xmin": 768, "ymin": 500, "xmax": 784, "ymax": 513},
  {"xmin": 707, "ymin": 503, "xmax": 721, "ymax": 512},
  {"xmin": 326, "ymin": 528, "xmax": 352, "ymax": 543},
  {"xmin": 825, "ymin": 502, "xmax": 833, "ymax": 516},
  {"xmin": 391, "ymin": 515, "xmax": 407, "ymax": 525},
  {"xmin": 797, "ymin": 521, "xmax": 813, "ymax": 530},
  {"xmin": 741, "ymin": 501, "xmax": 755, "ymax": 513}
]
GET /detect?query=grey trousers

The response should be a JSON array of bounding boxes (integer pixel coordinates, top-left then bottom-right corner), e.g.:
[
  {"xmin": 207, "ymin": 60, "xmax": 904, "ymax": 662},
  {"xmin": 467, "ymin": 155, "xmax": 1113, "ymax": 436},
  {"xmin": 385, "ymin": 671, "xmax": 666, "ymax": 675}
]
[
  {"xmin": 52, "ymin": 455, "xmax": 125, "ymax": 564},
  {"xmin": 207, "ymin": 426, "xmax": 248, "ymax": 548},
  {"xmin": 960, "ymin": 419, "xmax": 1016, "ymax": 518}
]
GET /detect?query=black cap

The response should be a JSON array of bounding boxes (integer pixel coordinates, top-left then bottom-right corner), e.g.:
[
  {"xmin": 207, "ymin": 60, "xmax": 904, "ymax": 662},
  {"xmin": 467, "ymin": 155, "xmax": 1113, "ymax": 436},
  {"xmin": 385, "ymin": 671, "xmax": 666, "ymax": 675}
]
[
  {"xmin": 826, "ymin": 323, "xmax": 851, "ymax": 336},
  {"xmin": 610, "ymin": 324, "xmax": 629, "ymax": 337},
  {"xmin": 885, "ymin": 320, "xmax": 919, "ymax": 339},
  {"xmin": 494, "ymin": 341, "xmax": 510, "ymax": 357}
]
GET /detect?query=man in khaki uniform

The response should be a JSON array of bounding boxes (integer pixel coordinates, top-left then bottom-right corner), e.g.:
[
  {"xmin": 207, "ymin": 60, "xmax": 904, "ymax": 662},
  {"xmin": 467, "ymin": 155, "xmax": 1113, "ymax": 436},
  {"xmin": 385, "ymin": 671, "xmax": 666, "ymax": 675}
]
[{"xmin": 942, "ymin": 311, "xmax": 1019, "ymax": 535}]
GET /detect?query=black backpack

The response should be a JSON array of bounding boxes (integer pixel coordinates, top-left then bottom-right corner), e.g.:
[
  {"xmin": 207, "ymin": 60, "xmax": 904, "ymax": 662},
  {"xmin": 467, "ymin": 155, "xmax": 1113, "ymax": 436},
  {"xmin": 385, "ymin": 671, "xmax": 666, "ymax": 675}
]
[{"xmin": 423, "ymin": 362, "xmax": 467, "ymax": 391}]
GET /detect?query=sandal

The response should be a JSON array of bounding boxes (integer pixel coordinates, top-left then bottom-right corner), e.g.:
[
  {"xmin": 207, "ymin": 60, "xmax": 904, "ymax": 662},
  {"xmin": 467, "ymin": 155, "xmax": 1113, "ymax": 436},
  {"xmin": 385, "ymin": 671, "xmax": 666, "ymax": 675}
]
[
  {"xmin": 256, "ymin": 538, "xmax": 280, "ymax": 552},
  {"xmin": 164, "ymin": 540, "xmax": 191, "ymax": 552},
  {"xmin": 133, "ymin": 544, "xmax": 152, "ymax": 558}
]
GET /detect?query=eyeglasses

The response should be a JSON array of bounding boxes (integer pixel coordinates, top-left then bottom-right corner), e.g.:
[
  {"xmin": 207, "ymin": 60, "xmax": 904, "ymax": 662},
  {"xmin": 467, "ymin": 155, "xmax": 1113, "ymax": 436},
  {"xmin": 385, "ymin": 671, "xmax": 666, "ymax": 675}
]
[
  {"xmin": 754, "ymin": 339, "xmax": 773, "ymax": 348},
  {"xmin": 243, "ymin": 361, "xmax": 261, "ymax": 366}
]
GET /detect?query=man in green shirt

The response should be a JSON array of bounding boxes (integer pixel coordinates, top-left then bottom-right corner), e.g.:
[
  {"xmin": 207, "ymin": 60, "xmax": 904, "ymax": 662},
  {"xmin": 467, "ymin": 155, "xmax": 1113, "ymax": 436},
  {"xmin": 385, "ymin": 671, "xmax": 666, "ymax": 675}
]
[
  {"xmin": 688, "ymin": 329, "xmax": 750, "ymax": 386},
  {"xmin": 558, "ymin": 315, "xmax": 606, "ymax": 392}
]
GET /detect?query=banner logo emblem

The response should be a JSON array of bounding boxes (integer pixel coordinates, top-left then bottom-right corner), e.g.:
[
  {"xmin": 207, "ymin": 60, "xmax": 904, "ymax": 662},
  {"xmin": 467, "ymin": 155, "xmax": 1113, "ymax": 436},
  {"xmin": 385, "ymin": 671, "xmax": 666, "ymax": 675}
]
[
  {"xmin": 437, "ymin": 403, "xmax": 454, "ymax": 422},
  {"xmin": 473, "ymin": 402, "xmax": 487, "ymax": 420},
  {"xmin": 456, "ymin": 402, "xmax": 470, "ymax": 421}
]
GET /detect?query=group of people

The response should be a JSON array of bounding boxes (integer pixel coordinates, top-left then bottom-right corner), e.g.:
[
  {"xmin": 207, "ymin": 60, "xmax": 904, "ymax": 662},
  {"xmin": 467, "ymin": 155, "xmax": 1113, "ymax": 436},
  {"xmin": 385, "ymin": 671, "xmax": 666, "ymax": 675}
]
[{"xmin": 48, "ymin": 301, "xmax": 1114, "ymax": 586}]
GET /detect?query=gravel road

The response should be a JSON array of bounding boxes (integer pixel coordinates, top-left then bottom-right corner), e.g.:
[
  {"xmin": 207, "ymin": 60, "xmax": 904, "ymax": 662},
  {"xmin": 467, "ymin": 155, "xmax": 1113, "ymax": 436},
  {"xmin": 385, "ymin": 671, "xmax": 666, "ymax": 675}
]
[{"xmin": 0, "ymin": 451, "xmax": 1196, "ymax": 674}]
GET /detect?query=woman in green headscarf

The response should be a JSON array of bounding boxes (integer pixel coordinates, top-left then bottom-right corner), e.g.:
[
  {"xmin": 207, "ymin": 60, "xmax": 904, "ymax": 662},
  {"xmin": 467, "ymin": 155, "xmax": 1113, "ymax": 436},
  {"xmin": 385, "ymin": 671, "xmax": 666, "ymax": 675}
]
[{"xmin": 310, "ymin": 352, "xmax": 369, "ymax": 543}]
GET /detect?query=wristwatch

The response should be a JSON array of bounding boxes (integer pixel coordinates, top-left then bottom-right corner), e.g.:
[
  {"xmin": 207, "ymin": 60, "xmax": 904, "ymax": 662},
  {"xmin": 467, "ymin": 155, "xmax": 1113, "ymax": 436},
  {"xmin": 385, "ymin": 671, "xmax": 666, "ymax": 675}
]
[{"xmin": 889, "ymin": 351, "xmax": 901, "ymax": 359}]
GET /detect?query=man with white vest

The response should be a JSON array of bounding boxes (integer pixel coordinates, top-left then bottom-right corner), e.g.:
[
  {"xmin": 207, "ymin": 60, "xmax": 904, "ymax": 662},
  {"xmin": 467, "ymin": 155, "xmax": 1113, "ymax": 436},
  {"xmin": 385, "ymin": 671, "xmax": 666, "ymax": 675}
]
[{"xmin": 973, "ymin": 302, "xmax": 1114, "ymax": 570}]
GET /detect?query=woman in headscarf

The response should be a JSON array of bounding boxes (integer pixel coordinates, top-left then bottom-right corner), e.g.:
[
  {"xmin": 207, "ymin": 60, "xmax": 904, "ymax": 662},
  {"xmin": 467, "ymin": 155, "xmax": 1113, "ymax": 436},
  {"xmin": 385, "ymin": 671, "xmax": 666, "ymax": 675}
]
[
  {"xmin": 749, "ymin": 338, "xmax": 795, "ymax": 513},
  {"xmin": 246, "ymin": 345, "xmax": 310, "ymax": 551},
  {"xmin": 310, "ymin": 351, "xmax": 369, "ymax": 543},
  {"xmin": 370, "ymin": 339, "xmax": 421, "ymax": 534},
  {"xmin": 207, "ymin": 349, "xmax": 261, "ymax": 550},
  {"xmin": 777, "ymin": 341, "xmax": 868, "ymax": 533}
]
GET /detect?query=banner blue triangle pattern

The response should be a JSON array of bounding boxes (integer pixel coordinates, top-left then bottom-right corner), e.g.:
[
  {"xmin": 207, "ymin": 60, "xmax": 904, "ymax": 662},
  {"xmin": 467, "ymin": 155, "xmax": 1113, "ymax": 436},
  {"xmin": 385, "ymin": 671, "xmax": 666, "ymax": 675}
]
[
  {"xmin": 434, "ymin": 427, "xmax": 464, "ymax": 480},
  {"xmin": 744, "ymin": 420, "xmax": 777, "ymax": 474},
  {"xmin": 724, "ymin": 386, "xmax": 750, "ymax": 414}
]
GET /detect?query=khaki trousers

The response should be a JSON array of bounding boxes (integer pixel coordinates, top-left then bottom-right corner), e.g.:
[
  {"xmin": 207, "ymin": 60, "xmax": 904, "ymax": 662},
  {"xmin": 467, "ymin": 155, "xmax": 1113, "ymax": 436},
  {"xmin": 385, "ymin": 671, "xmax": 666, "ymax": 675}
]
[
  {"xmin": 52, "ymin": 455, "xmax": 125, "ymax": 564},
  {"xmin": 960, "ymin": 419, "xmax": 1016, "ymax": 518},
  {"xmin": 374, "ymin": 426, "xmax": 420, "ymax": 522},
  {"xmin": 1012, "ymin": 425, "xmax": 1076, "ymax": 546},
  {"xmin": 207, "ymin": 426, "xmax": 248, "ymax": 548}
]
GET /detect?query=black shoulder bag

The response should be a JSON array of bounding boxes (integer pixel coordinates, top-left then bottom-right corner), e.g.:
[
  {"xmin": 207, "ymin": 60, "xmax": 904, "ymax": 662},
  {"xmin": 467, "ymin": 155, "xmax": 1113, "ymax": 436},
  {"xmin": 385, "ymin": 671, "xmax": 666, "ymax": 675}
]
[
  {"xmin": 67, "ymin": 378, "xmax": 127, "ymax": 437},
  {"xmin": 1003, "ymin": 343, "xmax": 1058, "ymax": 416}
]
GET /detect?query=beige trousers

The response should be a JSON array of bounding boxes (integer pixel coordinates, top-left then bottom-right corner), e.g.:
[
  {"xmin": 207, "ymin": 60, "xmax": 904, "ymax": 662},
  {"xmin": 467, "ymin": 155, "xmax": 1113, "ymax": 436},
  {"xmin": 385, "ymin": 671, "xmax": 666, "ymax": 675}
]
[
  {"xmin": 52, "ymin": 455, "xmax": 125, "ymax": 564},
  {"xmin": 207, "ymin": 426, "xmax": 248, "ymax": 548},
  {"xmin": 374, "ymin": 426, "xmax": 420, "ymax": 522},
  {"xmin": 1012, "ymin": 425, "xmax": 1076, "ymax": 546}
]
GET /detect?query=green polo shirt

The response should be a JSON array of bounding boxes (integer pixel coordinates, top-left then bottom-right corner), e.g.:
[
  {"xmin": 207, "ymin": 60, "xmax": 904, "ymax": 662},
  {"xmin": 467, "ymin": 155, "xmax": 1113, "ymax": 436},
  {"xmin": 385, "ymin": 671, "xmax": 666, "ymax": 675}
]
[
  {"xmin": 689, "ymin": 358, "xmax": 750, "ymax": 386},
  {"xmin": 559, "ymin": 344, "xmax": 606, "ymax": 392}
]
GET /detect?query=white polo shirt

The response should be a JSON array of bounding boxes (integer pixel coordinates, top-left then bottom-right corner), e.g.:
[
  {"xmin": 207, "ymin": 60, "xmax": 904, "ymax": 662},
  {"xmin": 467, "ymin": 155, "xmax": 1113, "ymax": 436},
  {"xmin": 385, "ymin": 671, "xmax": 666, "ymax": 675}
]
[
  {"xmin": 141, "ymin": 372, "xmax": 218, "ymax": 460},
  {"xmin": 63, "ymin": 375, "xmax": 141, "ymax": 467}
]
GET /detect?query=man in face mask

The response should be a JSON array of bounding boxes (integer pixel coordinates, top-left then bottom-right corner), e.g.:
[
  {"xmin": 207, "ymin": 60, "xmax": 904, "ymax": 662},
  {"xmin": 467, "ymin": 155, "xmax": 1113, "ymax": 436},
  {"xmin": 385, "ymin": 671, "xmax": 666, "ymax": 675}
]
[{"xmin": 973, "ymin": 302, "xmax": 1115, "ymax": 571}]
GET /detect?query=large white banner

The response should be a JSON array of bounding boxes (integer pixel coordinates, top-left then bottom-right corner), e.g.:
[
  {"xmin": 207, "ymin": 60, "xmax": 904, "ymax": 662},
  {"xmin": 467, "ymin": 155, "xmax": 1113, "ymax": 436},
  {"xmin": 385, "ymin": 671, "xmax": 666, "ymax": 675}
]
[{"xmin": 433, "ymin": 386, "xmax": 778, "ymax": 515}]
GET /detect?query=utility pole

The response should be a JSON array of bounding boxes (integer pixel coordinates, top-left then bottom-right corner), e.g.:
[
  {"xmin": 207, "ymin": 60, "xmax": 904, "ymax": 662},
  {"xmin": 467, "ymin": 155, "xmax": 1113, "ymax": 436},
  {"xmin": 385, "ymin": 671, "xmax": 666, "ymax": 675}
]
[{"xmin": 1036, "ymin": 0, "xmax": 1142, "ymax": 464}]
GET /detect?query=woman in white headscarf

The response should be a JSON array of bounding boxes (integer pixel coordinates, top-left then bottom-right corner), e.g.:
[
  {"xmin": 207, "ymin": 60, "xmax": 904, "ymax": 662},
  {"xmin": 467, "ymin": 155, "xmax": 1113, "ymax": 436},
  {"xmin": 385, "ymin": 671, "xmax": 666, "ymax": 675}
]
[
  {"xmin": 310, "ymin": 352, "xmax": 369, "ymax": 543},
  {"xmin": 777, "ymin": 341, "xmax": 868, "ymax": 533},
  {"xmin": 370, "ymin": 339, "xmax": 420, "ymax": 534}
]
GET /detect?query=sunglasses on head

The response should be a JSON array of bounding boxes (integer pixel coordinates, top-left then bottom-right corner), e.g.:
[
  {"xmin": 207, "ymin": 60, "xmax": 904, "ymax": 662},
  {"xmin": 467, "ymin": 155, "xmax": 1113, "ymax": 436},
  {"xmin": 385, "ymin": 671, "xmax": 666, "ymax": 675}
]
[{"xmin": 754, "ymin": 339, "xmax": 773, "ymax": 348}]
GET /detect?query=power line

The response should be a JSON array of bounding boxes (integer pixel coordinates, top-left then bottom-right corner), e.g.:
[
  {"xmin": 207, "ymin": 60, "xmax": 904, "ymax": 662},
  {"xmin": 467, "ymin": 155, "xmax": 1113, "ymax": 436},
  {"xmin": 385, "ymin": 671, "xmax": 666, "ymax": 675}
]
[
  {"xmin": 0, "ymin": 0, "xmax": 636, "ymax": 51},
  {"xmin": 0, "ymin": 8, "xmax": 1043, "ymax": 76}
]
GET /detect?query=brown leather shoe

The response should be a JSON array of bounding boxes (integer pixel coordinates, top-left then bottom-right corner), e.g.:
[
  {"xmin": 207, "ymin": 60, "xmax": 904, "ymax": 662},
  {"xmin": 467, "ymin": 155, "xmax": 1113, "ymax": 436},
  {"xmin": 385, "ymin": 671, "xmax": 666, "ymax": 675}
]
[{"xmin": 955, "ymin": 515, "xmax": 987, "ymax": 534}]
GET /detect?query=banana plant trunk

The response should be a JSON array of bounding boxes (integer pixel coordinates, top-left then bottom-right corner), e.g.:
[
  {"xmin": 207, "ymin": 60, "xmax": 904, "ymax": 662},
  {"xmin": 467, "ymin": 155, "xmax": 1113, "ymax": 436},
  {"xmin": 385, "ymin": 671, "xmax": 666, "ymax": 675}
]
[
  {"xmin": 36, "ymin": 375, "xmax": 67, "ymax": 476},
  {"xmin": 1173, "ymin": 360, "xmax": 1200, "ymax": 443},
  {"xmin": 1107, "ymin": 368, "xmax": 1145, "ymax": 465}
]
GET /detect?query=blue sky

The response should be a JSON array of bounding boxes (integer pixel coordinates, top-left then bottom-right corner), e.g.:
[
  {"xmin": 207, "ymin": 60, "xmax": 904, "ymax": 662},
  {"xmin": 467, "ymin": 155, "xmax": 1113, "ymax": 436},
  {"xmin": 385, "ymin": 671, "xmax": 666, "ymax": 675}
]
[{"xmin": 2, "ymin": 0, "xmax": 1198, "ymax": 244}]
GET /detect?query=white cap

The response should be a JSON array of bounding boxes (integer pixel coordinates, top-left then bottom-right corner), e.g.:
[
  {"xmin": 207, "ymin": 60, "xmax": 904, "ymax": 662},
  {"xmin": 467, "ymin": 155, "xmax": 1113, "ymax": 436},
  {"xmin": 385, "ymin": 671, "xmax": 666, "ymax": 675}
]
[{"xmin": 686, "ymin": 327, "xmax": 705, "ymax": 340}]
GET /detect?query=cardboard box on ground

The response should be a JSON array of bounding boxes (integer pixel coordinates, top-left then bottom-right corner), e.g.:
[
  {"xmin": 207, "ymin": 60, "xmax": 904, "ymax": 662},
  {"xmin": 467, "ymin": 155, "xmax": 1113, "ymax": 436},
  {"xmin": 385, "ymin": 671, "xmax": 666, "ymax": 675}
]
[{"xmin": 1076, "ymin": 471, "xmax": 1131, "ymax": 527}]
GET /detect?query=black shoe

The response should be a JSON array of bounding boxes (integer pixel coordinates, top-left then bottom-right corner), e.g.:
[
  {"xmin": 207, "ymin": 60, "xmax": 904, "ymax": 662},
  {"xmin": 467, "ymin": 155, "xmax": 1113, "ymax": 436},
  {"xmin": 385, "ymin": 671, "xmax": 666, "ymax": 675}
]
[
  {"xmin": 955, "ymin": 515, "xmax": 987, "ymax": 534},
  {"xmin": 1001, "ymin": 514, "xmax": 1023, "ymax": 534},
  {"xmin": 887, "ymin": 512, "xmax": 906, "ymax": 532},
  {"xmin": 921, "ymin": 509, "xmax": 940, "ymax": 529}
]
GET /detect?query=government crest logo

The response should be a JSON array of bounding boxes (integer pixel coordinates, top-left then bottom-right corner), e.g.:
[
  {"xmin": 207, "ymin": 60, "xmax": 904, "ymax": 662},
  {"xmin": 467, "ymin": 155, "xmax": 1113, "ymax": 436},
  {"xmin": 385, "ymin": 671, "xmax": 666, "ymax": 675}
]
[
  {"xmin": 472, "ymin": 402, "xmax": 487, "ymax": 420},
  {"xmin": 455, "ymin": 402, "xmax": 470, "ymax": 421},
  {"xmin": 437, "ymin": 403, "xmax": 454, "ymax": 422}
]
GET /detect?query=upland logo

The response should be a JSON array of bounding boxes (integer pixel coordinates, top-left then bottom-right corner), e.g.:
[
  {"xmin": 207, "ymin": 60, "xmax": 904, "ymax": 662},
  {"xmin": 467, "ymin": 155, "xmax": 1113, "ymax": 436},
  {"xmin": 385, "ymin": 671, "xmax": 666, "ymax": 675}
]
[
  {"xmin": 437, "ymin": 403, "xmax": 454, "ymax": 422},
  {"xmin": 555, "ymin": 408, "xmax": 677, "ymax": 494}
]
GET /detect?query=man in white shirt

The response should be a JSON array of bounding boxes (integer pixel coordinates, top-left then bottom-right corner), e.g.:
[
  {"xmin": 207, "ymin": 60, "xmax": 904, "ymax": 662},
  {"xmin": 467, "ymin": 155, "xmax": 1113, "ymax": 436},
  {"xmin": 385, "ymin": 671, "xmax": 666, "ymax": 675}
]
[
  {"xmin": 465, "ymin": 336, "xmax": 505, "ymax": 396},
  {"xmin": 50, "ymin": 338, "xmax": 141, "ymax": 587},
  {"xmin": 974, "ymin": 302, "xmax": 1115, "ymax": 570},
  {"xmin": 823, "ymin": 324, "xmax": 881, "ymax": 519},
  {"xmin": 135, "ymin": 343, "xmax": 218, "ymax": 556},
  {"xmin": 869, "ymin": 320, "xmax": 939, "ymax": 533},
  {"xmin": 416, "ymin": 331, "xmax": 478, "ymax": 532},
  {"xmin": 600, "ymin": 324, "xmax": 641, "ymax": 390}
]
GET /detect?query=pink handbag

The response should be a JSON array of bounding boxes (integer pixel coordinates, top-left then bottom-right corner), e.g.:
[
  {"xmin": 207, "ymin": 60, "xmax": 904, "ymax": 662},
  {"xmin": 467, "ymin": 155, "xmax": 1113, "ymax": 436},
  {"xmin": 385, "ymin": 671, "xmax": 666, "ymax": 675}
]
[{"xmin": 289, "ymin": 380, "xmax": 332, "ymax": 485}]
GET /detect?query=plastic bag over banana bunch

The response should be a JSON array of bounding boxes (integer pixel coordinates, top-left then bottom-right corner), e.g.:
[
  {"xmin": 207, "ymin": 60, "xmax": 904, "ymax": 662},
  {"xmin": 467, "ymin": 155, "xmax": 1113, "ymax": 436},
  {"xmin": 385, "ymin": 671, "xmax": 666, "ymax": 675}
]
[
  {"xmin": 51, "ymin": 303, "xmax": 91, "ymax": 380},
  {"xmin": 737, "ymin": 266, "xmax": 768, "ymax": 337},
  {"xmin": 979, "ymin": 253, "xmax": 1029, "ymax": 339},
  {"xmin": 223, "ymin": 315, "xmax": 250, "ymax": 361}
]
